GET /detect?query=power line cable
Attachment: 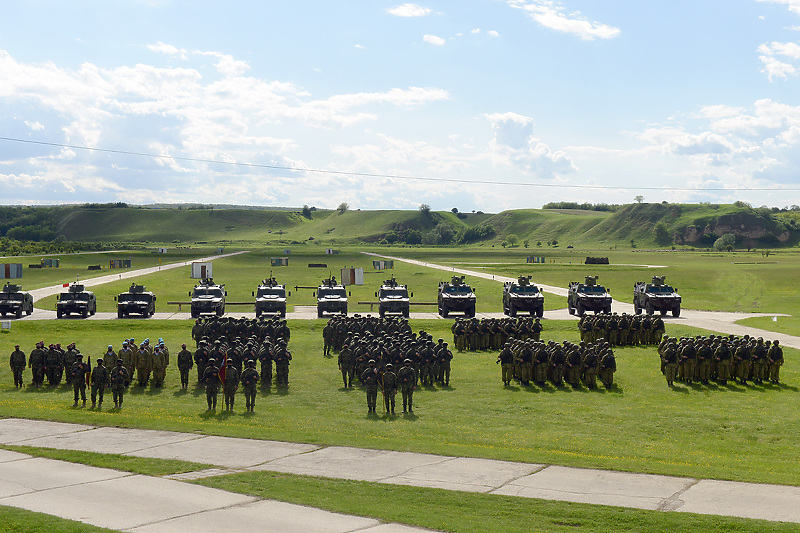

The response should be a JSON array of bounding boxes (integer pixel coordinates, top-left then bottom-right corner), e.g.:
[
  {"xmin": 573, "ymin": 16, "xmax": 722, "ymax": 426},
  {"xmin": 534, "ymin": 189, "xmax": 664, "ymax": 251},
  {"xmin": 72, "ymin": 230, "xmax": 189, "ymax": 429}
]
[{"xmin": 1, "ymin": 135, "xmax": 797, "ymax": 192}]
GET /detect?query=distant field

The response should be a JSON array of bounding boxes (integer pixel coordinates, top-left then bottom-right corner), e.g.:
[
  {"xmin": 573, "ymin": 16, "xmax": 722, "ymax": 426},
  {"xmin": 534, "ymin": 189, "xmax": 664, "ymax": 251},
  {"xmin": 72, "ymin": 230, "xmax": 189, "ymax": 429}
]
[{"xmin": 1, "ymin": 318, "xmax": 799, "ymax": 487}]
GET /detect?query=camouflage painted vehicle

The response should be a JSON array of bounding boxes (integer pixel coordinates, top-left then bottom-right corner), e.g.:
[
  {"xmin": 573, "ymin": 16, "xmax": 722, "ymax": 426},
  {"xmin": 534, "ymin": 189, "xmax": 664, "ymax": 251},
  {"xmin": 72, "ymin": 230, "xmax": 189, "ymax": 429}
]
[
  {"xmin": 190, "ymin": 278, "xmax": 226, "ymax": 318},
  {"xmin": 376, "ymin": 276, "xmax": 411, "ymax": 318},
  {"xmin": 567, "ymin": 276, "xmax": 611, "ymax": 316},
  {"xmin": 115, "ymin": 283, "xmax": 156, "ymax": 318},
  {"xmin": 253, "ymin": 276, "xmax": 289, "ymax": 318},
  {"xmin": 315, "ymin": 276, "xmax": 348, "ymax": 318},
  {"xmin": 438, "ymin": 275, "xmax": 476, "ymax": 318},
  {"xmin": 633, "ymin": 275, "xmax": 681, "ymax": 317},
  {"xmin": 56, "ymin": 282, "xmax": 97, "ymax": 318},
  {"xmin": 0, "ymin": 282, "xmax": 33, "ymax": 318},
  {"xmin": 503, "ymin": 275, "xmax": 544, "ymax": 317}
]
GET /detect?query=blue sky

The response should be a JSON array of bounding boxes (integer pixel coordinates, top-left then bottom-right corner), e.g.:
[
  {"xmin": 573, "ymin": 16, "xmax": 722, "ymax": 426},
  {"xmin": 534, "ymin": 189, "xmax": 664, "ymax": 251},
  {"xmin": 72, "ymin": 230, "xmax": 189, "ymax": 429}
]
[{"xmin": 2, "ymin": 0, "xmax": 800, "ymax": 212}]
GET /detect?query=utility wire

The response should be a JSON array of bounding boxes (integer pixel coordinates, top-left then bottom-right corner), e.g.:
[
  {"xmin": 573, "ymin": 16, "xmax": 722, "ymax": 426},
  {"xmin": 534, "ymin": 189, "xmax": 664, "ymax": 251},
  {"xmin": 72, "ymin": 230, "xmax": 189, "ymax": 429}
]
[{"xmin": 1, "ymin": 135, "xmax": 798, "ymax": 192}]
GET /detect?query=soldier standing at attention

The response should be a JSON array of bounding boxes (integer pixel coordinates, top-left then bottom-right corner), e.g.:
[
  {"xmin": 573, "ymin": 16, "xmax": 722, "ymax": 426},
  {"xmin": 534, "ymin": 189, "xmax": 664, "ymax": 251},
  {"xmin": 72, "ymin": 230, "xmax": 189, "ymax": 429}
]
[
  {"xmin": 497, "ymin": 342, "xmax": 514, "ymax": 386},
  {"xmin": 222, "ymin": 359, "xmax": 239, "ymax": 411},
  {"xmin": 382, "ymin": 363, "xmax": 398, "ymax": 415},
  {"xmin": 397, "ymin": 358, "xmax": 417, "ymax": 414},
  {"xmin": 151, "ymin": 345, "xmax": 167, "ymax": 388},
  {"xmin": 110, "ymin": 359, "xmax": 129, "ymax": 409},
  {"xmin": 240, "ymin": 359, "xmax": 259, "ymax": 412},
  {"xmin": 273, "ymin": 339, "xmax": 292, "ymax": 387},
  {"xmin": 662, "ymin": 339, "xmax": 678, "ymax": 387},
  {"xmin": 194, "ymin": 340, "xmax": 209, "ymax": 385},
  {"xmin": 338, "ymin": 343, "xmax": 354, "ymax": 388},
  {"xmin": 767, "ymin": 340, "xmax": 784, "ymax": 384},
  {"xmin": 323, "ymin": 322, "xmax": 334, "ymax": 356},
  {"xmin": 90, "ymin": 358, "xmax": 110, "ymax": 409},
  {"xmin": 202, "ymin": 358, "xmax": 221, "ymax": 411},
  {"xmin": 118, "ymin": 341, "xmax": 133, "ymax": 380},
  {"xmin": 598, "ymin": 347, "xmax": 616, "ymax": 389},
  {"xmin": 176, "ymin": 343, "xmax": 193, "ymax": 390},
  {"xmin": 10, "ymin": 344, "xmax": 26, "ymax": 388},
  {"xmin": 361, "ymin": 359, "xmax": 380, "ymax": 414},
  {"xmin": 70, "ymin": 354, "xmax": 90, "ymax": 407}
]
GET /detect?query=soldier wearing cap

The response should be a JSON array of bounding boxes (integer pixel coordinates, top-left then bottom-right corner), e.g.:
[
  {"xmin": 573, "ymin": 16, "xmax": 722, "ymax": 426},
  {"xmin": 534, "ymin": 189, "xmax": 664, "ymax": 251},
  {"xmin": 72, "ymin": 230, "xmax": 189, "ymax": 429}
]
[
  {"xmin": 103, "ymin": 345, "xmax": 117, "ymax": 371},
  {"xmin": 240, "ymin": 359, "xmax": 259, "ymax": 412},
  {"xmin": 70, "ymin": 354, "xmax": 90, "ymax": 407},
  {"xmin": 223, "ymin": 359, "xmax": 239, "ymax": 411},
  {"xmin": 90, "ymin": 358, "xmax": 110, "ymax": 409},
  {"xmin": 397, "ymin": 358, "xmax": 417, "ymax": 414},
  {"xmin": 768, "ymin": 340, "xmax": 784, "ymax": 384},
  {"xmin": 361, "ymin": 359, "xmax": 380, "ymax": 414},
  {"xmin": 338, "ymin": 342, "xmax": 354, "ymax": 388},
  {"xmin": 202, "ymin": 358, "xmax": 221, "ymax": 410},
  {"xmin": 382, "ymin": 362, "xmax": 398, "ymax": 415},
  {"xmin": 177, "ymin": 343, "xmax": 193, "ymax": 390},
  {"xmin": 9, "ymin": 344, "xmax": 26, "ymax": 388},
  {"xmin": 110, "ymin": 358, "xmax": 130, "ymax": 409},
  {"xmin": 28, "ymin": 342, "xmax": 46, "ymax": 388}
]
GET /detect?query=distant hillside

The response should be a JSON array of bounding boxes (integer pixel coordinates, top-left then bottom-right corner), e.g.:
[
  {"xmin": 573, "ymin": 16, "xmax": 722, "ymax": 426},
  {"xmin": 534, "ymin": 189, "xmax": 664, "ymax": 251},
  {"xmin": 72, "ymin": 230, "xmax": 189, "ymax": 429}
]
[{"xmin": 1, "ymin": 202, "xmax": 798, "ymax": 249}]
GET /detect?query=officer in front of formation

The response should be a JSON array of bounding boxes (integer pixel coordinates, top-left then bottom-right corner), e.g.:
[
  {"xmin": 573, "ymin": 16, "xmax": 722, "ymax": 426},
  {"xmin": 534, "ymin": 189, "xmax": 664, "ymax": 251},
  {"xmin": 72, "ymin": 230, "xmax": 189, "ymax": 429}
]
[{"xmin": 9, "ymin": 344, "xmax": 26, "ymax": 388}]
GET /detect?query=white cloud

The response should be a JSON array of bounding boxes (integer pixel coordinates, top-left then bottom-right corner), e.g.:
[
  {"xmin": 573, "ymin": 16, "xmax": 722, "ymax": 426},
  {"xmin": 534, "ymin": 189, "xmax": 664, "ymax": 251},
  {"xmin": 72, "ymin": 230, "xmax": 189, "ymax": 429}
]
[
  {"xmin": 760, "ymin": 55, "xmax": 798, "ymax": 80},
  {"xmin": 423, "ymin": 34, "xmax": 446, "ymax": 46},
  {"xmin": 758, "ymin": 41, "xmax": 800, "ymax": 80},
  {"xmin": 471, "ymin": 28, "xmax": 481, "ymax": 34},
  {"xmin": 507, "ymin": 0, "xmax": 620, "ymax": 41},
  {"xmin": 24, "ymin": 121, "xmax": 44, "ymax": 131},
  {"xmin": 485, "ymin": 112, "xmax": 576, "ymax": 177},
  {"xmin": 487, "ymin": 30, "xmax": 500, "ymax": 37},
  {"xmin": 354, "ymin": 44, "xmax": 366, "ymax": 49},
  {"xmin": 757, "ymin": 0, "xmax": 800, "ymax": 15},
  {"xmin": 146, "ymin": 41, "xmax": 188, "ymax": 59},
  {"xmin": 387, "ymin": 3, "xmax": 431, "ymax": 17}
]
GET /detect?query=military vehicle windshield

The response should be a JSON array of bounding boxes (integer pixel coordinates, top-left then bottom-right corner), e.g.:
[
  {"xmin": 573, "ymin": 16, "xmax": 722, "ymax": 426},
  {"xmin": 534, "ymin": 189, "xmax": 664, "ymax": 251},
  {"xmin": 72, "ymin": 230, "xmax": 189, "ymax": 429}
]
[
  {"xmin": 510, "ymin": 286, "xmax": 539, "ymax": 294},
  {"xmin": 119, "ymin": 293, "xmax": 151, "ymax": 302},
  {"xmin": 61, "ymin": 292, "xmax": 90, "ymax": 301},
  {"xmin": 647, "ymin": 285, "xmax": 674, "ymax": 294},
  {"xmin": 193, "ymin": 288, "xmax": 223, "ymax": 298},
  {"xmin": 257, "ymin": 288, "xmax": 286, "ymax": 298},
  {"xmin": 444, "ymin": 286, "xmax": 471, "ymax": 294},
  {"xmin": 578, "ymin": 285, "xmax": 606, "ymax": 294},
  {"xmin": 0, "ymin": 293, "xmax": 22, "ymax": 301},
  {"xmin": 380, "ymin": 288, "xmax": 408, "ymax": 298},
  {"xmin": 319, "ymin": 288, "xmax": 346, "ymax": 298}
]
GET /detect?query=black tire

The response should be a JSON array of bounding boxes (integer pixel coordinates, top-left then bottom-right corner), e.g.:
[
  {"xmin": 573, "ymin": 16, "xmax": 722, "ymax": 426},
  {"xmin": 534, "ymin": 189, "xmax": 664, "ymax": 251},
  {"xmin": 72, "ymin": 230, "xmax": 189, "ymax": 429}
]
[
  {"xmin": 576, "ymin": 302, "xmax": 585, "ymax": 316},
  {"xmin": 342, "ymin": 305, "xmax": 348, "ymax": 315},
  {"xmin": 216, "ymin": 307, "xmax": 224, "ymax": 317},
  {"xmin": 673, "ymin": 305, "xmax": 681, "ymax": 318},
  {"xmin": 191, "ymin": 308, "xmax": 198, "ymax": 319},
  {"xmin": 25, "ymin": 307, "xmax": 32, "ymax": 316},
  {"xmin": 118, "ymin": 309, "xmax": 124, "ymax": 319},
  {"xmin": 660, "ymin": 309, "xmax": 667, "ymax": 315},
  {"xmin": 634, "ymin": 303, "xmax": 642, "ymax": 315},
  {"xmin": 81, "ymin": 308, "xmax": 88, "ymax": 318},
  {"xmin": 317, "ymin": 308, "xmax": 324, "ymax": 318},
  {"xmin": 605, "ymin": 305, "xmax": 612, "ymax": 314},
  {"xmin": 645, "ymin": 302, "xmax": 654, "ymax": 315},
  {"xmin": 466, "ymin": 304, "xmax": 476, "ymax": 318},
  {"xmin": 379, "ymin": 307, "xmax": 386, "ymax": 319},
  {"xmin": 280, "ymin": 308, "xmax": 287, "ymax": 318},
  {"xmin": 536, "ymin": 307, "xmax": 544, "ymax": 318},
  {"xmin": 441, "ymin": 304, "xmax": 449, "ymax": 318},
  {"xmin": 508, "ymin": 304, "xmax": 517, "ymax": 317},
  {"xmin": 402, "ymin": 308, "xmax": 409, "ymax": 318},
  {"xmin": 57, "ymin": 309, "xmax": 63, "ymax": 319},
  {"xmin": 16, "ymin": 308, "xmax": 23, "ymax": 319},
  {"xmin": 568, "ymin": 305, "xmax": 575, "ymax": 315},
  {"xmin": 255, "ymin": 309, "xmax": 261, "ymax": 318}
]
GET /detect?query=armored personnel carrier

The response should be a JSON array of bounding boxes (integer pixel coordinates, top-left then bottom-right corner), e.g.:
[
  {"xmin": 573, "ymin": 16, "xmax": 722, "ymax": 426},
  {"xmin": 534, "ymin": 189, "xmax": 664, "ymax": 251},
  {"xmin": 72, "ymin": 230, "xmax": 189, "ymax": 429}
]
[
  {"xmin": 503, "ymin": 275, "xmax": 544, "ymax": 317},
  {"xmin": 115, "ymin": 283, "xmax": 156, "ymax": 318},
  {"xmin": 190, "ymin": 278, "xmax": 226, "ymax": 318},
  {"xmin": 253, "ymin": 276, "xmax": 289, "ymax": 317},
  {"xmin": 0, "ymin": 282, "xmax": 33, "ymax": 318},
  {"xmin": 438, "ymin": 275, "xmax": 476, "ymax": 318},
  {"xmin": 376, "ymin": 276, "xmax": 411, "ymax": 318},
  {"xmin": 56, "ymin": 282, "xmax": 97, "ymax": 318},
  {"xmin": 567, "ymin": 276, "xmax": 611, "ymax": 316},
  {"xmin": 633, "ymin": 275, "xmax": 681, "ymax": 317},
  {"xmin": 315, "ymin": 276, "xmax": 348, "ymax": 318}
]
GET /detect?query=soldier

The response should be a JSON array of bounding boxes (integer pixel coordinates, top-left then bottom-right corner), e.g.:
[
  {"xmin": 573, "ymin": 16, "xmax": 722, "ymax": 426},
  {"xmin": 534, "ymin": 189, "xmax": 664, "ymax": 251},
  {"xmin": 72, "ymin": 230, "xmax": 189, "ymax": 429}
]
[
  {"xmin": 361, "ymin": 359, "xmax": 380, "ymax": 414},
  {"xmin": 582, "ymin": 345, "xmax": 598, "ymax": 389},
  {"xmin": 714, "ymin": 340, "xmax": 732, "ymax": 385},
  {"xmin": 103, "ymin": 345, "xmax": 117, "ymax": 370},
  {"xmin": 438, "ymin": 342, "xmax": 453, "ymax": 386},
  {"xmin": 662, "ymin": 338, "xmax": 678, "ymax": 386},
  {"xmin": 734, "ymin": 339, "xmax": 751, "ymax": 384},
  {"xmin": 192, "ymin": 318, "xmax": 204, "ymax": 346},
  {"xmin": 397, "ymin": 358, "xmax": 417, "ymax": 414},
  {"xmin": 240, "ymin": 359, "xmax": 259, "ymax": 412},
  {"xmin": 202, "ymin": 358, "xmax": 221, "ymax": 411},
  {"xmin": 118, "ymin": 341, "xmax": 134, "ymax": 380},
  {"xmin": 696, "ymin": 339, "xmax": 712, "ymax": 385},
  {"xmin": 110, "ymin": 359, "xmax": 130, "ymax": 409},
  {"xmin": 565, "ymin": 344, "xmax": 582, "ymax": 388},
  {"xmin": 497, "ymin": 342, "xmax": 514, "ymax": 386},
  {"xmin": 322, "ymin": 321, "xmax": 334, "ymax": 357},
  {"xmin": 90, "ymin": 358, "xmax": 110, "ymax": 409},
  {"xmin": 133, "ymin": 343, "xmax": 152, "ymax": 387},
  {"xmin": 194, "ymin": 340, "xmax": 209, "ymax": 385},
  {"xmin": 531, "ymin": 318, "xmax": 543, "ymax": 342},
  {"xmin": 751, "ymin": 338, "xmax": 766, "ymax": 384},
  {"xmin": 338, "ymin": 343, "xmax": 354, "ymax": 388},
  {"xmin": 273, "ymin": 339, "xmax": 292, "ymax": 387},
  {"xmin": 222, "ymin": 359, "xmax": 239, "ymax": 411},
  {"xmin": 767, "ymin": 340, "xmax": 784, "ymax": 384},
  {"xmin": 45, "ymin": 344, "xmax": 63, "ymax": 387},
  {"xmin": 598, "ymin": 347, "xmax": 616, "ymax": 389},
  {"xmin": 177, "ymin": 343, "xmax": 193, "ymax": 390},
  {"xmin": 382, "ymin": 362, "xmax": 398, "ymax": 415},
  {"xmin": 70, "ymin": 354, "xmax": 90, "ymax": 407},
  {"xmin": 10, "ymin": 344, "xmax": 26, "ymax": 388},
  {"xmin": 151, "ymin": 345, "xmax": 168, "ymax": 388},
  {"xmin": 258, "ymin": 341, "xmax": 273, "ymax": 387}
]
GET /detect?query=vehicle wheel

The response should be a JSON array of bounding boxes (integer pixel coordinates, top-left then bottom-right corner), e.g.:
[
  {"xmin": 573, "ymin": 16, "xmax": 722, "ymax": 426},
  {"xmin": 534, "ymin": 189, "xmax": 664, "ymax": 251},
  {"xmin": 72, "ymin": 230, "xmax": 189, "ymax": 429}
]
[
  {"xmin": 508, "ymin": 304, "xmax": 517, "ymax": 317},
  {"xmin": 673, "ymin": 305, "xmax": 681, "ymax": 318},
  {"xmin": 25, "ymin": 308, "xmax": 32, "ymax": 316},
  {"xmin": 57, "ymin": 309, "xmax": 63, "ymax": 319},
  {"xmin": 660, "ymin": 309, "xmax": 667, "ymax": 315},
  {"xmin": 466, "ymin": 304, "xmax": 476, "ymax": 318},
  {"xmin": 605, "ymin": 305, "xmax": 612, "ymax": 314},
  {"xmin": 634, "ymin": 303, "xmax": 642, "ymax": 315},
  {"xmin": 402, "ymin": 308, "xmax": 409, "ymax": 318},
  {"xmin": 216, "ymin": 307, "xmax": 224, "ymax": 317},
  {"xmin": 342, "ymin": 305, "xmax": 348, "ymax": 315},
  {"xmin": 576, "ymin": 302, "xmax": 585, "ymax": 316},
  {"xmin": 317, "ymin": 308, "xmax": 324, "ymax": 318},
  {"xmin": 379, "ymin": 308, "xmax": 385, "ymax": 319},
  {"xmin": 118, "ymin": 310, "xmax": 124, "ymax": 319},
  {"xmin": 568, "ymin": 305, "xmax": 575, "ymax": 315},
  {"xmin": 82, "ymin": 308, "xmax": 88, "ymax": 318},
  {"xmin": 441, "ymin": 305, "xmax": 449, "ymax": 318},
  {"xmin": 280, "ymin": 309, "xmax": 286, "ymax": 318},
  {"xmin": 645, "ymin": 302, "xmax": 654, "ymax": 315},
  {"xmin": 255, "ymin": 309, "xmax": 261, "ymax": 318},
  {"xmin": 536, "ymin": 307, "xmax": 544, "ymax": 318},
  {"xmin": 191, "ymin": 308, "xmax": 198, "ymax": 319},
  {"xmin": 16, "ymin": 308, "xmax": 23, "ymax": 319}
]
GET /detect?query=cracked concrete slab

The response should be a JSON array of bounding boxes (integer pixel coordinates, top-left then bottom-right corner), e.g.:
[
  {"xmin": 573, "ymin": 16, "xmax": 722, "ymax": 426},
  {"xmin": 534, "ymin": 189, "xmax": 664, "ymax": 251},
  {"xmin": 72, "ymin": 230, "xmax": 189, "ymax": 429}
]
[
  {"xmin": 676, "ymin": 479, "xmax": 800, "ymax": 523},
  {"xmin": 1, "ymin": 473, "xmax": 257, "ymax": 530},
  {"xmin": 0, "ymin": 457, "xmax": 129, "ymax": 498},
  {"xmin": 381, "ymin": 456, "xmax": 543, "ymax": 493},
  {"xmin": 491, "ymin": 465, "xmax": 696, "ymax": 510},
  {"xmin": 20, "ymin": 426, "xmax": 200, "ymax": 454},
  {"xmin": 256, "ymin": 446, "xmax": 445, "ymax": 481},
  {"xmin": 0, "ymin": 418, "xmax": 93, "ymax": 444},
  {"xmin": 0, "ymin": 449, "xmax": 30, "ymax": 463},
  {"xmin": 128, "ymin": 499, "xmax": 380, "ymax": 533},
  {"xmin": 125, "ymin": 435, "xmax": 319, "ymax": 469}
]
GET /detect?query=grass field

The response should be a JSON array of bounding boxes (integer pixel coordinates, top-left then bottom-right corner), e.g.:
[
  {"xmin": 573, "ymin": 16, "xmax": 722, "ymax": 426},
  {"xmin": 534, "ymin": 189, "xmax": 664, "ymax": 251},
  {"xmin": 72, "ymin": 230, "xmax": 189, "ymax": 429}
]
[{"xmin": 1, "ymin": 318, "xmax": 799, "ymax": 487}]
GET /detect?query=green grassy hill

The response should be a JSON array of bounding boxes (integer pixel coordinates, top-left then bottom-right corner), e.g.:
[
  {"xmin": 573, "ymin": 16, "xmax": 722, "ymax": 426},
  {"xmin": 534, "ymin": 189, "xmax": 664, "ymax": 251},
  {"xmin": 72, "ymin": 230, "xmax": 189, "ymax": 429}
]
[{"xmin": 3, "ymin": 202, "xmax": 798, "ymax": 249}]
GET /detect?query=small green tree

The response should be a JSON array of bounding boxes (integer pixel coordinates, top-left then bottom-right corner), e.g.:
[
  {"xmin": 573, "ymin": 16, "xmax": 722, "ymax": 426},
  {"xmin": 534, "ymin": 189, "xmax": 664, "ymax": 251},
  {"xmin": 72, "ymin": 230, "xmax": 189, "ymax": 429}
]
[
  {"xmin": 714, "ymin": 233, "xmax": 736, "ymax": 251},
  {"xmin": 507, "ymin": 234, "xmax": 519, "ymax": 247},
  {"xmin": 419, "ymin": 204, "xmax": 432, "ymax": 217},
  {"xmin": 653, "ymin": 223, "xmax": 671, "ymax": 246},
  {"xmin": 337, "ymin": 202, "xmax": 349, "ymax": 215},
  {"xmin": 523, "ymin": 239, "xmax": 529, "ymax": 248},
  {"xmin": 302, "ymin": 205, "xmax": 312, "ymax": 219},
  {"xmin": 501, "ymin": 240, "xmax": 508, "ymax": 248}
]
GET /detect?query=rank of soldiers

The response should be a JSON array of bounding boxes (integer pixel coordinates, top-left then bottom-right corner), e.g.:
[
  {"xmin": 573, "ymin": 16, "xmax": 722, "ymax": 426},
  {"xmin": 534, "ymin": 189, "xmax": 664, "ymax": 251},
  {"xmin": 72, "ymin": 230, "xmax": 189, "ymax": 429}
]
[
  {"xmin": 577, "ymin": 312, "xmax": 665, "ymax": 346},
  {"xmin": 657, "ymin": 334, "xmax": 784, "ymax": 387},
  {"xmin": 496, "ymin": 339, "xmax": 617, "ymax": 389},
  {"xmin": 451, "ymin": 317, "xmax": 544, "ymax": 352}
]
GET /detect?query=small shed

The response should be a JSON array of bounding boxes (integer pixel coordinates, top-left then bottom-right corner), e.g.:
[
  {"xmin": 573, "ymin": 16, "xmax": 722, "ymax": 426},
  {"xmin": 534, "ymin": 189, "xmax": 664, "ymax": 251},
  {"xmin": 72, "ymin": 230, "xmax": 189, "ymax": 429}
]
[
  {"xmin": 340, "ymin": 267, "xmax": 364, "ymax": 286},
  {"xmin": 109, "ymin": 259, "xmax": 132, "ymax": 269},
  {"xmin": 1, "ymin": 264, "xmax": 23, "ymax": 279},
  {"xmin": 372, "ymin": 260, "xmax": 393, "ymax": 269},
  {"xmin": 325, "ymin": 249, "xmax": 339, "ymax": 255},
  {"xmin": 191, "ymin": 262, "xmax": 213, "ymax": 279},
  {"xmin": 271, "ymin": 257, "xmax": 289, "ymax": 267}
]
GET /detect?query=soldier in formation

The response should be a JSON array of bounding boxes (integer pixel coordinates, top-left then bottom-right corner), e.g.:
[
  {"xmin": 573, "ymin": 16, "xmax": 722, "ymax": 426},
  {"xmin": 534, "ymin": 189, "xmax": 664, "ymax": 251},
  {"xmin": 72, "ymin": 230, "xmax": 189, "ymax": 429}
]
[
  {"xmin": 325, "ymin": 315, "xmax": 413, "ymax": 354},
  {"xmin": 176, "ymin": 343, "xmax": 193, "ymax": 390},
  {"xmin": 452, "ymin": 317, "xmax": 544, "ymax": 352},
  {"xmin": 361, "ymin": 359, "xmax": 381, "ymax": 414},
  {"xmin": 657, "ymin": 334, "xmax": 784, "ymax": 387},
  {"xmin": 110, "ymin": 359, "xmax": 130, "ymax": 409},
  {"xmin": 70, "ymin": 354, "xmax": 91, "ymax": 407},
  {"xmin": 222, "ymin": 359, "xmax": 239, "ymax": 411},
  {"xmin": 498, "ymin": 338, "xmax": 616, "ymax": 390},
  {"xmin": 240, "ymin": 360, "xmax": 260, "ymax": 413},
  {"xmin": 90, "ymin": 358, "xmax": 109, "ymax": 409},
  {"xmin": 9, "ymin": 344, "xmax": 26, "ymax": 388},
  {"xmin": 577, "ymin": 313, "xmax": 665, "ymax": 346}
]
